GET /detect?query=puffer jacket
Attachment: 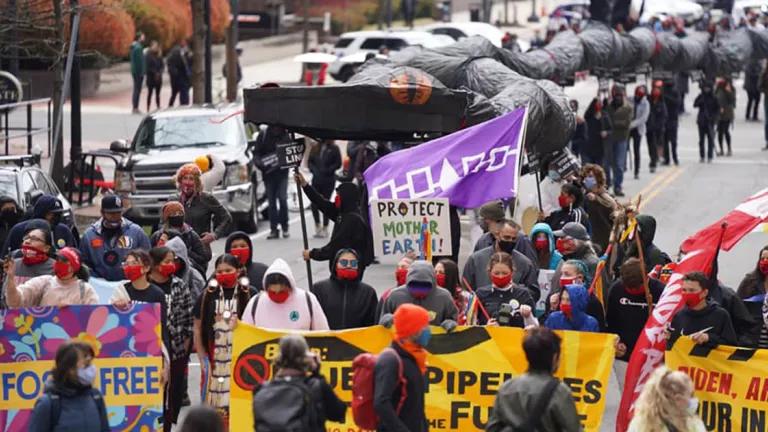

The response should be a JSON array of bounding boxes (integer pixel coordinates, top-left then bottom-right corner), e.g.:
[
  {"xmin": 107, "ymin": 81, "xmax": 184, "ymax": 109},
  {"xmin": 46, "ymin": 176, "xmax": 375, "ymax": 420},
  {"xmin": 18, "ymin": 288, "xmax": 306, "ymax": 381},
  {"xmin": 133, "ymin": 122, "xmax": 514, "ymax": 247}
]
[
  {"xmin": 530, "ymin": 223, "xmax": 563, "ymax": 270},
  {"xmin": 311, "ymin": 248, "xmax": 378, "ymax": 330},
  {"xmin": 544, "ymin": 285, "xmax": 600, "ymax": 332}
]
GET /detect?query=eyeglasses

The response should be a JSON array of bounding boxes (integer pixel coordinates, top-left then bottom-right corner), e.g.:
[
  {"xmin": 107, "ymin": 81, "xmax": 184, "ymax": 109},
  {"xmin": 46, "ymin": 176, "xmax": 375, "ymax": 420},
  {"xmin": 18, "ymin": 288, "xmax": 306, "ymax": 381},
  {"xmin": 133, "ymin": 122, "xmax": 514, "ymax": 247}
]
[
  {"xmin": 23, "ymin": 235, "xmax": 45, "ymax": 243},
  {"xmin": 338, "ymin": 258, "xmax": 358, "ymax": 268}
]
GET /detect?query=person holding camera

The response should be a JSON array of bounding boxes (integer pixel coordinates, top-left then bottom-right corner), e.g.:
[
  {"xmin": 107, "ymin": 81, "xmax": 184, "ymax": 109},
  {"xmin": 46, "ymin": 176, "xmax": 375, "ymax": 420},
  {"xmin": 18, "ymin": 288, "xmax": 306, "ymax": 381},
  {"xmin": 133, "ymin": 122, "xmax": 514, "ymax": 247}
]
[
  {"xmin": 476, "ymin": 252, "xmax": 538, "ymax": 328},
  {"xmin": 253, "ymin": 334, "xmax": 346, "ymax": 431}
]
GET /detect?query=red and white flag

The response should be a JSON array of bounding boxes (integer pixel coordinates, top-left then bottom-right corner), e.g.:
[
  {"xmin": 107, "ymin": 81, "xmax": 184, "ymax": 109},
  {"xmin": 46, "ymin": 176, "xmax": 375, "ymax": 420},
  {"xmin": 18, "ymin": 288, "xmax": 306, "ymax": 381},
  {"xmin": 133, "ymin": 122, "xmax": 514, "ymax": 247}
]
[{"xmin": 616, "ymin": 187, "xmax": 768, "ymax": 431}]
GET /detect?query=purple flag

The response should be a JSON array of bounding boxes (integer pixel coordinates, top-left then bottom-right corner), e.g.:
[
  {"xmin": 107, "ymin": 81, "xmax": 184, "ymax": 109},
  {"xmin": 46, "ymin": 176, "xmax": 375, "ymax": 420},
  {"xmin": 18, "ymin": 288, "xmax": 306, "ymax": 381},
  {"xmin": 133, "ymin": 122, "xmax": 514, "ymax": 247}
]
[{"xmin": 364, "ymin": 107, "xmax": 527, "ymax": 208}]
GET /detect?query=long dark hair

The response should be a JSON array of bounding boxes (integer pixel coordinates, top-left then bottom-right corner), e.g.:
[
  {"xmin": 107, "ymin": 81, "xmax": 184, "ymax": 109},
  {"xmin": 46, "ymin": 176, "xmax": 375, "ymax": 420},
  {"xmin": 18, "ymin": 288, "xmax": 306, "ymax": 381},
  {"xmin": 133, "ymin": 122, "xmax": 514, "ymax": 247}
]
[
  {"xmin": 198, "ymin": 254, "xmax": 252, "ymax": 356},
  {"xmin": 438, "ymin": 258, "xmax": 461, "ymax": 298},
  {"xmin": 737, "ymin": 245, "xmax": 768, "ymax": 298},
  {"xmin": 52, "ymin": 341, "xmax": 94, "ymax": 387}
]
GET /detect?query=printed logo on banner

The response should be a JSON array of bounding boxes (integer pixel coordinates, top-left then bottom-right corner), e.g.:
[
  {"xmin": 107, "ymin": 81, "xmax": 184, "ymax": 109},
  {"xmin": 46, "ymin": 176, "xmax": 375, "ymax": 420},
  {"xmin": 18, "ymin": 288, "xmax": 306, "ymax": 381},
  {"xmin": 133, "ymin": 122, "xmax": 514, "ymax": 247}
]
[
  {"xmin": 0, "ymin": 305, "xmax": 164, "ymax": 431},
  {"xmin": 370, "ymin": 198, "xmax": 452, "ymax": 257},
  {"xmin": 230, "ymin": 324, "xmax": 616, "ymax": 432}
]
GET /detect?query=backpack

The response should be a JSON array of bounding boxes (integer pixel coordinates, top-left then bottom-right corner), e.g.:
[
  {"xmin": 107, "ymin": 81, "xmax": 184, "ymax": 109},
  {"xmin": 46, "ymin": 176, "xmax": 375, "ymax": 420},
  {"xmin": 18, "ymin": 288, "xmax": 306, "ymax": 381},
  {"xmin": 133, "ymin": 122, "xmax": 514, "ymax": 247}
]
[
  {"xmin": 48, "ymin": 388, "xmax": 109, "ymax": 431},
  {"xmin": 350, "ymin": 348, "xmax": 407, "ymax": 430},
  {"xmin": 252, "ymin": 376, "xmax": 320, "ymax": 431}
]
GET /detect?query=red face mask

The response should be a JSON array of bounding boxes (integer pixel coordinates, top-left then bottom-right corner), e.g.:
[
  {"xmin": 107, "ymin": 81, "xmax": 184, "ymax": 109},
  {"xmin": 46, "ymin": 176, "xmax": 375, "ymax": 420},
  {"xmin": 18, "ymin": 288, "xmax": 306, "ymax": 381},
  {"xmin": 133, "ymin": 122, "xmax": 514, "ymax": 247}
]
[
  {"xmin": 181, "ymin": 179, "xmax": 196, "ymax": 196},
  {"xmin": 435, "ymin": 272, "xmax": 446, "ymax": 287},
  {"xmin": 334, "ymin": 195, "xmax": 342, "ymax": 209},
  {"xmin": 53, "ymin": 261, "xmax": 71, "ymax": 279},
  {"xmin": 556, "ymin": 238, "xmax": 573, "ymax": 254},
  {"xmin": 21, "ymin": 245, "xmax": 48, "ymax": 265},
  {"xmin": 559, "ymin": 276, "xmax": 577, "ymax": 288},
  {"xmin": 123, "ymin": 264, "xmax": 144, "ymax": 282},
  {"xmin": 268, "ymin": 289, "xmax": 290, "ymax": 303},
  {"xmin": 159, "ymin": 262, "xmax": 176, "ymax": 277},
  {"xmin": 395, "ymin": 267, "xmax": 408, "ymax": 286},
  {"xmin": 759, "ymin": 259, "xmax": 768, "ymax": 275},
  {"xmin": 230, "ymin": 247, "xmax": 250, "ymax": 265},
  {"xmin": 491, "ymin": 274, "xmax": 512, "ymax": 288},
  {"xmin": 534, "ymin": 238, "xmax": 549, "ymax": 251},
  {"xmin": 560, "ymin": 303, "xmax": 573, "ymax": 319},
  {"xmin": 215, "ymin": 272, "xmax": 238, "ymax": 288},
  {"xmin": 337, "ymin": 268, "xmax": 358, "ymax": 281},
  {"xmin": 558, "ymin": 195, "xmax": 570, "ymax": 209},
  {"xmin": 683, "ymin": 291, "xmax": 704, "ymax": 308}
]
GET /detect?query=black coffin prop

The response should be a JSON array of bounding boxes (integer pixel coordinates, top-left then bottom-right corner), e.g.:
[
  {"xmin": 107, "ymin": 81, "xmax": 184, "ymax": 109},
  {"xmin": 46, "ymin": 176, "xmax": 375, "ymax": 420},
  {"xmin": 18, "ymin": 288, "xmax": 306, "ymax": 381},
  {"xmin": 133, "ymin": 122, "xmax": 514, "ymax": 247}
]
[{"xmin": 243, "ymin": 65, "xmax": 470, "ymax": 141}]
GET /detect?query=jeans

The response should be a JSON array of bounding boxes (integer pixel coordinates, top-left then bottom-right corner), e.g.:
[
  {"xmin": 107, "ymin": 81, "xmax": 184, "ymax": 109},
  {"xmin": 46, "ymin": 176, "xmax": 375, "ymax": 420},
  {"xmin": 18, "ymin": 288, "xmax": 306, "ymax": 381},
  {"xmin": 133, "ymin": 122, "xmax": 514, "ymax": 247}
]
[
  {"xmin": 747, "ymin": 91, "xmax": 761, "ymax": 120},
  {"xmin": 265, "ymin": 173, "xmax": 289, "ymax": 232},
  {"xmin": 131, "ymin": 74, "xmax": 144, "ymax": 110},
  {"xmin": 311, "ymin": 179, "xmax": 335, "ymax": 227},
  {"xmin": 717, "ymin": 119, "xmax": 731, "ymax": 153},
  {"xmin": 611, "ymin": 139, "xmax": 628, "ymax": 192},
  {"xmin": 646, "ymin": 130, "xmax": 661, "ymax": 168},
  {"xmin": 630, "ymin": 129, "xmax": 642, "ymax": 176},
  {"xmin": 698, "ymin": 123, "xmax": 715, "ymax": 160}
]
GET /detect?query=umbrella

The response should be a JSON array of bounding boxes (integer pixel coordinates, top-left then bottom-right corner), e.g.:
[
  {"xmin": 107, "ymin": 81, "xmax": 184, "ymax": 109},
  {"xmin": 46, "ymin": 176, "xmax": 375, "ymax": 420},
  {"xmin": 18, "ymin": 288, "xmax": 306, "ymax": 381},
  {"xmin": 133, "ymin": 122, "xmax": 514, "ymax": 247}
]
[
  {"xmin": 339, "ymin": 52, "xmax": 389, "ymax": 64},
  {"xmin": 292, "ymin": 52, "xmax": 338, "ymax": 64}
]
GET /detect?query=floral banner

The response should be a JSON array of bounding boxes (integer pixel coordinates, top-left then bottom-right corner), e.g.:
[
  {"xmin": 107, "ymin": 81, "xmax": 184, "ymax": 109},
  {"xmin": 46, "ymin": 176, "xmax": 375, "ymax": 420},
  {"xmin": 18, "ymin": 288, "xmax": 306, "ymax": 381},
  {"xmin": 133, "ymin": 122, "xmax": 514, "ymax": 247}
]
[{"xmin": 0, "ymin": 304, "xmax": 164, "ymax": 431}]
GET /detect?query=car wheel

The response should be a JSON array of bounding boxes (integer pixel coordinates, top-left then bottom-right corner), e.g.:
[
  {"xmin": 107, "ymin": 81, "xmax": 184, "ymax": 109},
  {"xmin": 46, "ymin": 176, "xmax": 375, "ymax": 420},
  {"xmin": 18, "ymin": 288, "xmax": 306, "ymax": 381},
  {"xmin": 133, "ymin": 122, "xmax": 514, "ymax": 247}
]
[{"xmin": 235, "ymin": 189, "xmax": 259, "ymax": 234}]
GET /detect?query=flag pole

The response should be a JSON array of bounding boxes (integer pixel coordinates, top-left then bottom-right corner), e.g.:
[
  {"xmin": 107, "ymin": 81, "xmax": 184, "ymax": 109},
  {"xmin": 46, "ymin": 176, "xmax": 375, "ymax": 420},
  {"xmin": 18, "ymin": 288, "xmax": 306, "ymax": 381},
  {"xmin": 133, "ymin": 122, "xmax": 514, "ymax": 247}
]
[
  {"xmin": 294, "ymin": 166, "xmax": 313, "ymax": 289},
  {"xmin": 462, "ymin": 276, "xmax": 491, "ymax": 322}
]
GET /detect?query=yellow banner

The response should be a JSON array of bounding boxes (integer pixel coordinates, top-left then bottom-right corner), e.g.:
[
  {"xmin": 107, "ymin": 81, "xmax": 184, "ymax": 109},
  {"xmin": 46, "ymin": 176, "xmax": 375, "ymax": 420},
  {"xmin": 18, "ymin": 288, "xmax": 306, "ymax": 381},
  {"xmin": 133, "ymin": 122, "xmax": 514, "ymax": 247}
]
[
  {"xmin": 0, "ymin": 357, "xmax": 163, "ymax": 410},
  {"xmin": 230, "ymin": 325, "xmax": 616, "ymax": 432},
  {"xmin": 666, "ymin": 337, "xmax": 768, "ymax": 432}
]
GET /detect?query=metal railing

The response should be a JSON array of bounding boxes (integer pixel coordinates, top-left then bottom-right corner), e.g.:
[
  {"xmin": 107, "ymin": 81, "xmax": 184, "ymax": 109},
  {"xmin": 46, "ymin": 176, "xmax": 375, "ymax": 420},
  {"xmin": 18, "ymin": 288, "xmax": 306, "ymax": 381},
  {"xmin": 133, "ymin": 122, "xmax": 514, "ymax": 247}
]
[
  {"xmin": 0, "ymin": 98, "xmax": 52, "ymax": 156},
  {"xmin": 68, "ymin": 150, "xmax": 122, "ymax": 206}
]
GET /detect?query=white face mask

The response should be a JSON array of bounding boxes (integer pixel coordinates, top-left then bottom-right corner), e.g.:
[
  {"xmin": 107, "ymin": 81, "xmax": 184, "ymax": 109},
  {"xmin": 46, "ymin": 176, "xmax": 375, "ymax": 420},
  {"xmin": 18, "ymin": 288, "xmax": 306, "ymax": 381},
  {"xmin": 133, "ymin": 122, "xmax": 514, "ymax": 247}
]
[{"xmin": 687, "ymin": 397, "xmax": 699, "ymax": 415}]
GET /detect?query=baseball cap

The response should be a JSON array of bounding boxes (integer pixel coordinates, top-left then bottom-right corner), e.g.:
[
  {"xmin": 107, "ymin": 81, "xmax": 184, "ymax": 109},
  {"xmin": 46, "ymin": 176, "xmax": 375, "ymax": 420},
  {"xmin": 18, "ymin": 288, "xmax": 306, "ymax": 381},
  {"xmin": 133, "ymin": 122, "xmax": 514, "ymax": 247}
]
[
  {"xmin": 553, "ymin": 222, "xmax": 590, "ymax": 241},
  {"xmin": 101, "ymin": 195, "xmax": 124, "ymax": 213},
  {"xmin": 478, "ymin": 200, "xmax": 505, "ymax": 222}
]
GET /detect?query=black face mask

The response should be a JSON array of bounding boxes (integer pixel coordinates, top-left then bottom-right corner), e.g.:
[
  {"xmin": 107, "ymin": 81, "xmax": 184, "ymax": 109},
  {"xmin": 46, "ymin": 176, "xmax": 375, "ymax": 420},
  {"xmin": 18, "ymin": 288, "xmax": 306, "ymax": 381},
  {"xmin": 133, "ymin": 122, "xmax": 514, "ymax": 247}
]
[
  {"xmin": 1, "ymin": 208, "xmax": 19, "ymax": 224},
  {"xmin": 168, "ymin": 215, "xmax": 185, "ymax": 228},
  {"xmin": 50, "ymin": 213, "xmax": 62, "ymax": 227},
  {"xmin": 498, "ymin": 239, "xmax": 517, "ymax": 254}
]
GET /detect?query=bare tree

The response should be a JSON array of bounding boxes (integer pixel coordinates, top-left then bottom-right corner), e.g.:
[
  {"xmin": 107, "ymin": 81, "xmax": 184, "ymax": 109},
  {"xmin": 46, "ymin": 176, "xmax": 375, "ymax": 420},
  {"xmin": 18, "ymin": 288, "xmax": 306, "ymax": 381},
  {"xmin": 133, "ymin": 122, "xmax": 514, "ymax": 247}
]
[{"xmin": 191, "ymin": 0, "xmax": 205, "ymax": 103}]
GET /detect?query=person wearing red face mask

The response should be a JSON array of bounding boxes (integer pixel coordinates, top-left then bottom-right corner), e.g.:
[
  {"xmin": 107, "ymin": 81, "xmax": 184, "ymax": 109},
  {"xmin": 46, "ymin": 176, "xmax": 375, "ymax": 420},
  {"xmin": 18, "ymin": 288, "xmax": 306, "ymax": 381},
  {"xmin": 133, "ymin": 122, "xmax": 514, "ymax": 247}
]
[
  {"xmin": 4, "ymin": 247, "xmax": 98, "ymax": 307},
  {"xmin": 224, "ymin": 231, "xmax": 268, "ymax": 292},
  {"xmin": 311, "ymin": 248, "xmax": 377, "ymax": 330},
  {"xmin": 737, "ymin": 245, "xmax": 768, "ymax": 348},
  {"xmin": 112, "ymin": 249, "xmax": 166, "ymax": 310},
  {"xmin": 435, "ymin": 258, "xmax": 477, "ymax": 325},
  {"xmin": 530, "ymin": 223, "xmax": 563, "ymax": 270},
  {"xmin": 583, "ymin": 97, "xmax": 613, "ymax": 165},
  {"xmin": 476, "ymin": 253, "xmax": 537, "ymax": 328},
  {"xmin": 666, "ymin": 272, "xmax": 736, "ymax": 348},
  {"xmin": 9, "ymin": 227, "xmax": 55, "ymax": 287},
  {"xmin": 172, "ymin": 163, "xmax": 232, "ymax": 248},
  {"xmin": 151, "ymin": 201, "xmax": 210, "ymax": 276},
  {"xmin": 543, "ymin": 183, "xmax": 591, "ymax": 234},
  {"xmin": 646, "ymin": 85, "xmax": 667, "ymax": 173},
  {"xmin": 193, "ymin": 254, "xmax": 256, "ymax": 426},
  {"xmin": 375, "ymin": 255, "xmax": 415, "ymax": 319},
  {"xmin": 148, "ymin": 246, "xmax": 193, "ymax": 430},
  {"xmin": 242, "ymin": 258, "xmax": 329, "ymax": 330}
]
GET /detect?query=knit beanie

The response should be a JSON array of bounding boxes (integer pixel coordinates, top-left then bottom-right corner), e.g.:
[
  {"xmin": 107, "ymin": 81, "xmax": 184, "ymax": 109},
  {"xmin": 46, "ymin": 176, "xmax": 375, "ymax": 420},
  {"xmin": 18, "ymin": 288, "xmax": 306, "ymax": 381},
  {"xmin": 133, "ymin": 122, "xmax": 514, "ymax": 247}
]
[
  {"xmin": 162, "ymin": 201, "xmax": 184, "ymax": 221},
  {"xmin": 175, "ymin": 163, "xmax": 203, "ymax": 192},
  {"xmin": 393, "ymin": 303, "xmax": 430, "ymax": 340}
]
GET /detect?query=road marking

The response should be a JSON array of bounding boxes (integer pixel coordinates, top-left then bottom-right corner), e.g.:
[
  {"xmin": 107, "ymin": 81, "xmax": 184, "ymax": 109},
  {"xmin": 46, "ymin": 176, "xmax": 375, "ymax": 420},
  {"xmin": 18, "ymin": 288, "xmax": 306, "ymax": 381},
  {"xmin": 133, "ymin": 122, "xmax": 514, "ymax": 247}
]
[
  {"xmin": 640, "ymin": 167, "xmax": 686, "ymax": 208},
  {"xmin": 631, "ymin": 166, "xmax": 678, "ymax": 204}
]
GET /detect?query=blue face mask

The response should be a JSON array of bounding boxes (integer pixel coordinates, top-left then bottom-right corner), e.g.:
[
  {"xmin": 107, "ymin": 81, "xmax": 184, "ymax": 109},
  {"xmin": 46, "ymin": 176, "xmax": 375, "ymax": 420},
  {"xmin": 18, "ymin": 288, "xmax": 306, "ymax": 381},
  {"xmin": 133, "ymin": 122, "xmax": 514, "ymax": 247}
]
[
  {"xmin": 77, "ymin": 364, "xmax": 97, "ymax": 385},
  {"xmin": 415, "ymin": 327, "xmax": 432, "ymax": 347},
  {"xmin": 584, "ymin": 176, "xmax": 597, "ymax": 190}
]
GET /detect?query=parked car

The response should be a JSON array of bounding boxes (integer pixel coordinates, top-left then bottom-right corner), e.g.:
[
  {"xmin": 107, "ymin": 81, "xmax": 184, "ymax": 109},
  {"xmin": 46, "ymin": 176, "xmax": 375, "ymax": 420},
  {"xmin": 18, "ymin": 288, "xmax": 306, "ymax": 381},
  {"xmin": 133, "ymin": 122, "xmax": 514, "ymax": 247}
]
[
  {"xmin": 113, "ymin": 105, "xmax": 261, "ymax": 233},
  {"xmin": 328, "ymin": 30, "xmax": 454, "ymax": 82},
  {"xmin": 0, "ymin": 155, "xmax": 75, "ymax": 229},
  {"xmin": 422, "ymin": 22, "xmax": 506, "ymax": 46},
  {"xmin": 633, "ymin": 0, "xmax": 704, "ymax": 24},
  {"xmin": 548, "ymin": 0, "xmax": 591, "ymax": 25}
]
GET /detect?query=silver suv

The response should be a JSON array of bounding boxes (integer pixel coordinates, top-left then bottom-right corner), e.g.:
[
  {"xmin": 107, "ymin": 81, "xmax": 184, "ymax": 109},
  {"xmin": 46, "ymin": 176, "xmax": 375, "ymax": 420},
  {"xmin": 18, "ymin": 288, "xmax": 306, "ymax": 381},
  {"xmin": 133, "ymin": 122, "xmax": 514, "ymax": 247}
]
[{"xmin": 112, "ymin": 106, "xmax": 259, "ymax": 233}]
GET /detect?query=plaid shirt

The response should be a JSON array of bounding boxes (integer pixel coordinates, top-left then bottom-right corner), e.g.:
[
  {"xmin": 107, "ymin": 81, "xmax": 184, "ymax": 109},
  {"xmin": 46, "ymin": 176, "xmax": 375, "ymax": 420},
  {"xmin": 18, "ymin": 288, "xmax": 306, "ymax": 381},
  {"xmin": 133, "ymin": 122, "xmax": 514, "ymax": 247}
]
[{"xmin": 165, "ymin": 276, "xmax": 194, "ymax": 360}]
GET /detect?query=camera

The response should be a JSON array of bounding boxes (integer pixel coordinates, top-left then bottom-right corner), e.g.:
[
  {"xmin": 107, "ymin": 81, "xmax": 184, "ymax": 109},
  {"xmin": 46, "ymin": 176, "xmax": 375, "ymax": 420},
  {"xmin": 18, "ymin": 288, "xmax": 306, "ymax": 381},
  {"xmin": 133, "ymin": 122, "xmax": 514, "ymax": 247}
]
[{"xmin": 497, "ymin": 299, "xmax": 521, "ymax": 326}]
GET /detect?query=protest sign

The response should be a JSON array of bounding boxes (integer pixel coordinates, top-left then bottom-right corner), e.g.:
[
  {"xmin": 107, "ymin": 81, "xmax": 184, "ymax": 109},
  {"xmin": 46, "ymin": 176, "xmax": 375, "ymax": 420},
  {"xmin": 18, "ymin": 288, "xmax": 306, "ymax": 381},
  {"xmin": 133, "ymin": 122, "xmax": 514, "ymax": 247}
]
[
  {"xmin": 536, "ymin": 269, "xmax": 555, "ymax": 316},
  {"xmin": 230, "ymin": 325, "xmax": 616, "ymax": 432},
  {"xmin": 666, "ymin": 337, "xmax": 768, "ymax": 432},
  {"xmin": 0, "ymin": 305, "xmax": 163, "ymax": 431},
  {"xmin": 370, "ymin": 198, "xmax": 452, "ymax": 258},
  {"xmin": 276, "ymin": 138, "xmax": 306, "ymax": 169}
]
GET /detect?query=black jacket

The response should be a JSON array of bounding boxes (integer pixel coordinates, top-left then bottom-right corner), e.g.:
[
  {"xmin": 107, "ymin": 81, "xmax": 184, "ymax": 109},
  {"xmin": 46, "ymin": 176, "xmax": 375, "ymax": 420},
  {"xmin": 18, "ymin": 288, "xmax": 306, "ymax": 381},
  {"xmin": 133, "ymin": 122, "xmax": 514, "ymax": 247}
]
[
  {"xmin": 304, "ymin": 182, "xmax": 374, "ymax": 270},
  {"xmin": 144, "ymin": 51, "xmax": 164, "ymax": 85},
  {"xmin": 570, "ymin": 120, "xmax": 588, "ymax": 157},
  {"xmin": 308, "ymin": 143, "xmax": 342, "ymax": 187},
  {"xmin": 0, "ymin": 195, "xmax": 21, "ymax": 253},
  {"xmin": 225, "ymin": 231, "xmax": 268, "ymax": 291},
  {"xmin": 476, "ymin": 284, "xmax": 535, "ymax": 327},
  {"xmin": 694, "ymin": 91, "xmax": 720, "ymax": 125},
  {"xmin": 646, "ymin": 98, "xmax": 668, "ymax": 135},
  {"xmin": 171, "ymin": 192, "xmax": 232, "ymax": 240},
  {"xmin": 710, "ymin": 283, "xmax": 755, "ymax": 348},
  {"xmin": 623, "ymin": 215, "xmax": 671, "ymax": 272},
  {"xmin": 606, "ymin": 277, "xmax": 664, "ymax": 361},
  {"xmin": 374, "ymin": 343, "xmax": 427, "ymax": 432},
  {"xmin": 663, "ymin": 83, "xmax": 681, "ymax": 123},
  {"xmin": 584, "ymin": 103, "xmax": 612, "ymax": 162},
  {"xmin": 252, "ymin": 126, "xmax": 290, "ymax": 181},
  {"xmin": 668, "ymin": 301, "xmax": 737, "ymax": 349},
  {"xmin": 151, "ymin": 225, "xmax": 210, "ymax": 275},
  {"xmin": 311, "ymin": 249, "xmax": 378, "ymax": 330}
]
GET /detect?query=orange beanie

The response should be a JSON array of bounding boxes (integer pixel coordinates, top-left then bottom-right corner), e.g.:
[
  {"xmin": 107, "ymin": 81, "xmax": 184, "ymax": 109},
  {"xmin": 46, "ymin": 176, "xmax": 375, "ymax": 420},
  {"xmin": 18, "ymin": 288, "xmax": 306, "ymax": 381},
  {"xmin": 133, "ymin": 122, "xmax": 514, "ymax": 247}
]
[{"xmin": 393, "ymin": 304, "xmax": 430, "ymax": 340}]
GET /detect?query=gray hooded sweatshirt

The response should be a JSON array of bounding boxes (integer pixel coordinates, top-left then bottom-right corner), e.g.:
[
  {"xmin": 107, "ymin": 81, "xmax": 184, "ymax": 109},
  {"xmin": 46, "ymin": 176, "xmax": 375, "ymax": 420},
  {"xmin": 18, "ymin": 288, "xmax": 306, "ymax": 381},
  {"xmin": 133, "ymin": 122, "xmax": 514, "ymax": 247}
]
[
  {"xmin": 166, "ymin": 236, "xmax": 206, "ymax": 299},
  {"xmin": 379, "ymin": 260, "xmax": 458, "ymax": 325}
]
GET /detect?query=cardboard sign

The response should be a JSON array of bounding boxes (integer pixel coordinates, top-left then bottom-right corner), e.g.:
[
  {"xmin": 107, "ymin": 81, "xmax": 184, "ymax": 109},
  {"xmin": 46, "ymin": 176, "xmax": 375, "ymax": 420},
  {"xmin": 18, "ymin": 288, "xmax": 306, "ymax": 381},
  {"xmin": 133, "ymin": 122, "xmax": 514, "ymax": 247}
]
[
  {"xmin": 536, "ymin": 269, "xmax": 555, "ymax": 316},
  {"xmin": 370, "ymin": 198, "xmax": 452, "ymax": 257},
  {"xmin": 276, "ymin": 138, "xmax": 306, "ymax": 169}
]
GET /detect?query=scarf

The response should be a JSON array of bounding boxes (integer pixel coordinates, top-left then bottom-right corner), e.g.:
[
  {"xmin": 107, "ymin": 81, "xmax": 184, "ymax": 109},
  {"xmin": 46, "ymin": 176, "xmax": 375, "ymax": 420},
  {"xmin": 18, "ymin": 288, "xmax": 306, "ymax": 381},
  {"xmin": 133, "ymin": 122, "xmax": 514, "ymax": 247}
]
[{"xmin": 396, "ymin": 340, "xmax": 428, "ymax": 374}]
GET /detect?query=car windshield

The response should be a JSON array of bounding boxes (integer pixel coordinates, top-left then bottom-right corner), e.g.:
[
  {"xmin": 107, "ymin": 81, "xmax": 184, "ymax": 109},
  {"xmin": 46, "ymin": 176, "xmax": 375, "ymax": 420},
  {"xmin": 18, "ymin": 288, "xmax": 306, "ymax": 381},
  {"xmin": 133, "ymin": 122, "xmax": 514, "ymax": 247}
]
[
  {"xmin": 0, "ymin": 172, "xmax": 18, "ymax": 202},
  {"xmin": 135, "ymin": 114, "xmax": 242, "ymax": 150}
]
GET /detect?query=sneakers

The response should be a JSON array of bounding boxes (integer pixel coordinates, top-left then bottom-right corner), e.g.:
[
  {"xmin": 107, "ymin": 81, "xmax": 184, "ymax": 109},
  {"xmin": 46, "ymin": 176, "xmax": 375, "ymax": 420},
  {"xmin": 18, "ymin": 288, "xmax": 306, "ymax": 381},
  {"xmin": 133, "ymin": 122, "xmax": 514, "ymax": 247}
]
[
  {"xmin": 614, "ymin": 189, "xmax": 625, "ymax": 197},
  {"xmin": 282, "ymin": 230, "xmax": 290, "ymax": 239},
  {"xmin": 267, "ymin": 230, "xmax": 280, "ymax": 240},
  {"xmin": 313, "ymin": 223, "xmax": 323, "ymax": 238},
  {"xmin": 726, "ymin": 149, "xmax": 732, "ymax": 157}
]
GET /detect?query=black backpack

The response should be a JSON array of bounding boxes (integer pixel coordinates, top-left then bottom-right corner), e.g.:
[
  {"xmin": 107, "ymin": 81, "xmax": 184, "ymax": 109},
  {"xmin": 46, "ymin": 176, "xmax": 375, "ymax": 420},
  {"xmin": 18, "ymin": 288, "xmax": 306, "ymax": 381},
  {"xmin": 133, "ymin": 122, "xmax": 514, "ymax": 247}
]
[
  {"xmin": 252, "ymin": 376, "xmax": 321, "ymax": 431},
  {"xmin": 48, "ymin": 388, "xmax": 109, "ymax": 431}
]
